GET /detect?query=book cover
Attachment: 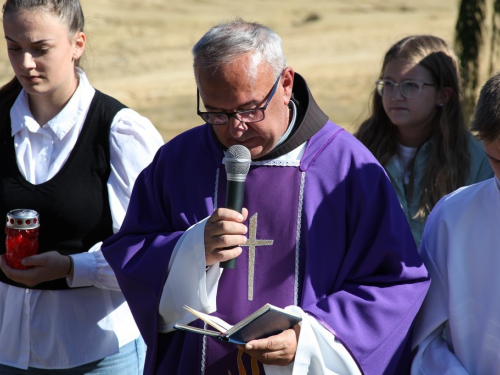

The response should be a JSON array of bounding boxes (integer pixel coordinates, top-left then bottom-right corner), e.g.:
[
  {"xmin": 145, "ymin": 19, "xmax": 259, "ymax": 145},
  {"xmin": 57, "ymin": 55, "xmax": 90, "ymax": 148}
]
[{"xmin": 173, "ymin": 303, "xmax": 302, "ymax": 345}]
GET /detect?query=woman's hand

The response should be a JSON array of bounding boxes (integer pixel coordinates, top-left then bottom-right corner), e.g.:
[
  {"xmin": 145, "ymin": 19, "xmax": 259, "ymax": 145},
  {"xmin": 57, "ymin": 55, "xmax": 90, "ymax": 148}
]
[
  {"xmin": 204, "ymin": 207, "xmax": 248, "ymax": 266},
  {"xmin": 0, "ymin": 251, "xmax": 72, "ymax": 287},
  {"xmin": 237, "ymin": 324, "xmax": 301, "ymax": 366}
]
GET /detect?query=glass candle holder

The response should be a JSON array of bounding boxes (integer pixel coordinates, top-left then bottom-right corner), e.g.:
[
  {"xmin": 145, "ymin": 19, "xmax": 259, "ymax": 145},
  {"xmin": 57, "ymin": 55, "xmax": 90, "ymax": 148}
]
[{"xmin": 5, "ymin": 209, "xmax": 40, "ymax": 270}]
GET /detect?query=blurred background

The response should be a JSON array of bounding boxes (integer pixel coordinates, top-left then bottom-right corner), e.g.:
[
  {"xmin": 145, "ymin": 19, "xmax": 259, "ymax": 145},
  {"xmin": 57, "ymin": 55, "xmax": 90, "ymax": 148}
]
[{"xmin": 0, "ymin": 0, "xmax": 474, "ymax": 141}]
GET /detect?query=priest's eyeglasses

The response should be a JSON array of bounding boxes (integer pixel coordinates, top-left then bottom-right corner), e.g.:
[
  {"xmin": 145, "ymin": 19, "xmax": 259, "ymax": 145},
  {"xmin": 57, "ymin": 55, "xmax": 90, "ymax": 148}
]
[
  {"xmin": 197, "ymin": 72, "xmax": 282, "ymax": 126},
  {"xmin": 375, "ymin": 79, "xmax": 437, "ymax": 99}
]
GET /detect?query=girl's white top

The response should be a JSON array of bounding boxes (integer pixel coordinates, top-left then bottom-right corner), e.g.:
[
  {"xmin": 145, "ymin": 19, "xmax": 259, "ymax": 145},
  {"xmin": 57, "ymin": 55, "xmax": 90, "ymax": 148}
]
[
  {"xmin": 396, "ymin": 143, "xmax": 417, "ymax": 185},
  {"xmin": 0, "ymin": 69, "xmax": 163, "ymax": 369}
]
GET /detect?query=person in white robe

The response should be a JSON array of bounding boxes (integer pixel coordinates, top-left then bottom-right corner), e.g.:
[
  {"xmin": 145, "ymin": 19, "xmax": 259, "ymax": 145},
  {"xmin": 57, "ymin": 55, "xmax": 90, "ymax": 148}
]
[{"xmin": 412, "ymin": 71, "xmax": 500, "ymax": 374}]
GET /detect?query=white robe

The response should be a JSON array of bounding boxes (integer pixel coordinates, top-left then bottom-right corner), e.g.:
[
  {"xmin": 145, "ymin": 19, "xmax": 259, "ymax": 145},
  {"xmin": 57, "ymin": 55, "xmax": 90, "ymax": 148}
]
[{"xmin": 412, "ymin": 177, "xmax": 500, "ymax": 374}]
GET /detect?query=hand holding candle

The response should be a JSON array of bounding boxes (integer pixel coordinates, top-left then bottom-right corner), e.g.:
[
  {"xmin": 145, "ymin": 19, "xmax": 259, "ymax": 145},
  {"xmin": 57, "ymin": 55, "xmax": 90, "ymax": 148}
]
[{"xmin": 5, "ymin": 209, "xmax": 40, "ymax": 270}]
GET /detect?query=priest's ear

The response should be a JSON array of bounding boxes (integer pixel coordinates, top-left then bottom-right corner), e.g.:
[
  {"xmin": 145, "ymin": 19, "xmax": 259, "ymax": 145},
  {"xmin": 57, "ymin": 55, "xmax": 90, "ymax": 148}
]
[{"xmin": 281, "ymin": 67, "xmax": 294, "ymax": 106}]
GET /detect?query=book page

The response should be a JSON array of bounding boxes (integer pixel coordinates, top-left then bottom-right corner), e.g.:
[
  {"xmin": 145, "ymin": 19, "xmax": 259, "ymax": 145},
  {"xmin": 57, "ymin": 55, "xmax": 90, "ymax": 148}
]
[
  {"xmin": 173, "ymin": 323, "xmax": 224, "ymax": 338},
  {"xmin": 183, "ymin": 305, "xmax": 233, "ymax": 333}
]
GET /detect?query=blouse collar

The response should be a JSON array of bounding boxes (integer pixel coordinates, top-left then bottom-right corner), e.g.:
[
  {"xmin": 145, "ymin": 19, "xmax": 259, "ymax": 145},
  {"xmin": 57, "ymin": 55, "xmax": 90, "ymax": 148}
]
[{"xmin": 10, "ymin": 68, "xmax": 95, "ymax": 140}]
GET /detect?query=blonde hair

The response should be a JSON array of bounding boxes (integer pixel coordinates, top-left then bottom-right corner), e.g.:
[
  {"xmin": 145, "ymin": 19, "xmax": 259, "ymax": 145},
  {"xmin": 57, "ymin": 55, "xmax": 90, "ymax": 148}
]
[{"xmin": 356, "ymin": 35, "xmax": 470, "ymax": 218}]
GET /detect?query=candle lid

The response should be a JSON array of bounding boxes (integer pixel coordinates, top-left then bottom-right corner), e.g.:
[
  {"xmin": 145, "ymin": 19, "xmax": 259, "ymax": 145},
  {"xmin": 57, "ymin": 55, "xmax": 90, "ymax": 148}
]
[{"xmin": 6, "ymin": 209, "xmax": 40, "ymax": 229}]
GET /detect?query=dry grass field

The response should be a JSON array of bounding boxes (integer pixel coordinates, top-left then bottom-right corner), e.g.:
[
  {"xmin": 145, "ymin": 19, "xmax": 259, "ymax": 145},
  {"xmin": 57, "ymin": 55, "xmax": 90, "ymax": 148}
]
[{"xmin": 0, "ymin": 0, "xmax": 460, "ymax": 141}]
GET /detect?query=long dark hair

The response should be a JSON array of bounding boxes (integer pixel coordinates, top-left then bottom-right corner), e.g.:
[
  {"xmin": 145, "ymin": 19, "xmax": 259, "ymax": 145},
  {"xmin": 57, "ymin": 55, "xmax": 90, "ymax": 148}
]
[
  {"xmin": 0, "ymin": 77, "xmax": 22, "ymax": 142},
  {"xmin": 356, "ymin": 35, "xmax": 470, "ymax": 218}
]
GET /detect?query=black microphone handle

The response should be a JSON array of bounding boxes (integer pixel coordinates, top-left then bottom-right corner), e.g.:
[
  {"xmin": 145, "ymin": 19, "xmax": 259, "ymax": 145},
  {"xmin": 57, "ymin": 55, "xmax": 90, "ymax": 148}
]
[{"xmin": 220, "ymin": 179, "xmax": 245, "ymax": 269}]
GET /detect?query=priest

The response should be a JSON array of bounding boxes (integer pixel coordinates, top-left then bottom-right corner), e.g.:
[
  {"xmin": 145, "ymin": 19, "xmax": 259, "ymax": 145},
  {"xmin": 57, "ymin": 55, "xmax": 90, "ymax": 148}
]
[{"xmin": 102, "ymin": 19, "xmax": 430, "ymax": 375}]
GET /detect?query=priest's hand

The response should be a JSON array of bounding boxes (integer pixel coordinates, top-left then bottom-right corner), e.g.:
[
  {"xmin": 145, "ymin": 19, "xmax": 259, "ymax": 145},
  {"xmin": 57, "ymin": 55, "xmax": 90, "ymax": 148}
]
[
  {"xmin": 238, "ymin": 324, "xmax": 301, "ymax": 366},
  {"xmin": 205, "ymin": 207, "xmax": 248, "ymax": 266},
  {"xmin": 0, "ymin": 252, "xmax": 72, "ymax": 287}
]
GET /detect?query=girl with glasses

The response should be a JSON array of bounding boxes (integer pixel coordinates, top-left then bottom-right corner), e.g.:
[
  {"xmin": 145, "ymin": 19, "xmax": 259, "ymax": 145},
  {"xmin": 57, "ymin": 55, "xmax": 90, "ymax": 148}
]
[
  {"xmin": 0, "ymin": 0, "xmax": 163, "ymax": 373},
  {"xmin": 356, "ymin": 35, "xmax": 493, "ymax": 248}
]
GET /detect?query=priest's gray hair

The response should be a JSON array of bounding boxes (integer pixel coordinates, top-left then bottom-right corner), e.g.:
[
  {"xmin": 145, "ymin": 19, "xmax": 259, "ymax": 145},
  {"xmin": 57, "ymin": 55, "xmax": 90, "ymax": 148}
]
[{"xmin": 192, "ymin": 19, "xmax": 286, "ymax": 81}]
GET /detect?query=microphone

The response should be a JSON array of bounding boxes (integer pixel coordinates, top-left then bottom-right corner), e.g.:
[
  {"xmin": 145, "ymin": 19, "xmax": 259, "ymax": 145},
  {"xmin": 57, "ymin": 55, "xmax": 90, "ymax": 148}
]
[{"xmin": 220, "ymin": 145, "xmax": 251, "ymax": 269}]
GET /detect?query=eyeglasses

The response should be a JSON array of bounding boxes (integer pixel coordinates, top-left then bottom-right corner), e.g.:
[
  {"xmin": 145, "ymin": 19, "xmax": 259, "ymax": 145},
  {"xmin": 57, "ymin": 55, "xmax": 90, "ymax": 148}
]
[
  {"xmin": 197, "ymin": 71, "xmax": 283, "ymax": 126},
  {"xmin": 375, "ymin": 79, "xmax": 437, "ymax": 99}
]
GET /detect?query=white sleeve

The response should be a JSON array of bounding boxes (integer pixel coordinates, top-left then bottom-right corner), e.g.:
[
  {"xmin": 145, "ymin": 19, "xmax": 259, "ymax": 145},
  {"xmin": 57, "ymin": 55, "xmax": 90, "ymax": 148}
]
[
  {"xmin": 411, "ymin": 326, "xmax": 468, "ymax": 375},
  {"xmin": 411, "ymin": 231, "xmax": 468, "ymax": 374},
  {"xmin": 264, "ymin": 306, "xmax": 361, "ymax": 375},
  {"xmin": 68, "ymin": 108, "xmax": 164, "ymax": 290},
  {"xmin": 158, "ymin": 217, "xmax": 223, "ymax": 332},
  {"xmin": 154, "ymin": 222, "xmax": 360, "ymax": 374},
  {"xmin": 107, "ymin": 108, "xmax": 164, "ymax": 233}
]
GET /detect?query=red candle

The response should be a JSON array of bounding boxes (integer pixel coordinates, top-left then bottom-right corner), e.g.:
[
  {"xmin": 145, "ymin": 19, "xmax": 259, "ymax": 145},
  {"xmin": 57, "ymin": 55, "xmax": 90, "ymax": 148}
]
[{"xmin": 5, "ymin": 209, "xmax": 39, "ymax": 270}]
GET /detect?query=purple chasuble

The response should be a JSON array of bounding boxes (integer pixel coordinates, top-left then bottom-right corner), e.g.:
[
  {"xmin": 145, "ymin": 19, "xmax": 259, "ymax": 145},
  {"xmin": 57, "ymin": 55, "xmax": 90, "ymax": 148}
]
[
  {"xmin": 205, "ymin": 163, "xmax": 302, "ymax": 374},
  {"xmin": 102, "ymin": 73, "xmax": 430, "ymax": 375}
]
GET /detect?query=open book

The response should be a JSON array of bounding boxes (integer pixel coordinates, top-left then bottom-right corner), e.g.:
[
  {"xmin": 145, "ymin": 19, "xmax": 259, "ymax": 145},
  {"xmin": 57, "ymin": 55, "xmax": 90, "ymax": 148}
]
[{"xmin": 173, "ymin": 303, "xmax": 302, "ymax": 345}]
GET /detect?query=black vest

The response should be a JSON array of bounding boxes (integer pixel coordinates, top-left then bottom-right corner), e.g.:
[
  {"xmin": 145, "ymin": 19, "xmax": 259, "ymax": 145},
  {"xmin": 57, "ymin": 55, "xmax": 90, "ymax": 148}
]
[{"xmin": 0, "ymin": 90, "xmax": 126, "ymax": 290}]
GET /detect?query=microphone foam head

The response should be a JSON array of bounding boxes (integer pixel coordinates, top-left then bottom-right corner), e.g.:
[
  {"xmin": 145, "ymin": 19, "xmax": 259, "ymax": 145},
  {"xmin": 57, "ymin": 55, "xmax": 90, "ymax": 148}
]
[{"xmin": 225, "ymin": 145, "xmax": 251, "ymax": 175}]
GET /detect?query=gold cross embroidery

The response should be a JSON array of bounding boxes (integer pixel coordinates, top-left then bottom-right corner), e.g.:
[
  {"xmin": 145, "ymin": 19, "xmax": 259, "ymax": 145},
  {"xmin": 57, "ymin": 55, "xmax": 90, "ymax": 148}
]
[{"xmin": 241, "ymin": 213, "xmax": 273, "ymax": 301}]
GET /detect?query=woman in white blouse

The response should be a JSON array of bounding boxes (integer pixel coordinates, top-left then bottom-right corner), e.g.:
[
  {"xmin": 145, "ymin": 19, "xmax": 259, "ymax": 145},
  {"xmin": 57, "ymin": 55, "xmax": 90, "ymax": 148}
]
[{"xmin": 0, "ymin": 0, "xmax": 163, "ymax": 373}]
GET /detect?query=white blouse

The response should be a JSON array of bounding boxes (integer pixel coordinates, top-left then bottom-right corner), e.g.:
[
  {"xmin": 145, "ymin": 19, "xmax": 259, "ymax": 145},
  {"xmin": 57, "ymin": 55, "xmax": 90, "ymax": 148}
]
[
  {"xmin": 395, "ymin": 143, "xmax": 417, "ymax": 185},
  {"xmin": 0, "ymin": 70, "xmax": 164, "ymax": 369}
]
